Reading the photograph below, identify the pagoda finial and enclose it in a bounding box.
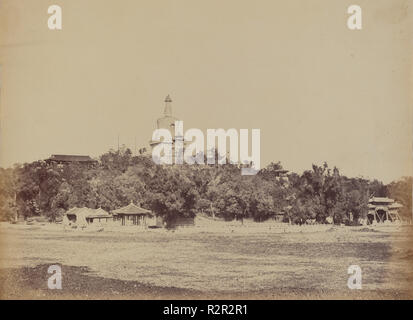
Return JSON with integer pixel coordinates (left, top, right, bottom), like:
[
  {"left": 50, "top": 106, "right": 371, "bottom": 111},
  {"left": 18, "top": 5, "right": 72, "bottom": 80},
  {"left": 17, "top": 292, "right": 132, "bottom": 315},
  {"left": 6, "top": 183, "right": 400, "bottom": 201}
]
[
  {"left": 164, "top": 94, "right": 172, "bottom": 116},
  {"left": 165, "top": 94, "right": 172, "bottom": 103}
]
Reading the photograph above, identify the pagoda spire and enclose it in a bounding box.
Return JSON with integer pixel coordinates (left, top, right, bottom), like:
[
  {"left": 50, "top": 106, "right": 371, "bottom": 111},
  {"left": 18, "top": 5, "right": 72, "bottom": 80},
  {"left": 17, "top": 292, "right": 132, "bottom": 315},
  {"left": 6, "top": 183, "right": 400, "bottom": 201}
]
[{"left": 164, "top": 95, "right": 172, "bottom": 116}]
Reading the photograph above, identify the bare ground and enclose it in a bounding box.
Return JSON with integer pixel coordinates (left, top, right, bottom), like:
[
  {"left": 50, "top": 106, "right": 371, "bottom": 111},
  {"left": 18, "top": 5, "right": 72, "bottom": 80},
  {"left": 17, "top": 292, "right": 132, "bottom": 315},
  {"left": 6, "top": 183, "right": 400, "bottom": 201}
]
[{"left": 0, "top": 223, "right": 412, "bottom": 299}]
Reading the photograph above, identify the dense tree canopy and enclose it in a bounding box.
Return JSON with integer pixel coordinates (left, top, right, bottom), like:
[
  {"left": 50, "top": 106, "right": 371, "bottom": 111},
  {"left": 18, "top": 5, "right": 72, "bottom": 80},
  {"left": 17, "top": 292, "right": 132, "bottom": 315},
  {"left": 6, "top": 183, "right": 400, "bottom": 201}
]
[{"left": 0, "top": 147, "right": 410, "bottom": 225}]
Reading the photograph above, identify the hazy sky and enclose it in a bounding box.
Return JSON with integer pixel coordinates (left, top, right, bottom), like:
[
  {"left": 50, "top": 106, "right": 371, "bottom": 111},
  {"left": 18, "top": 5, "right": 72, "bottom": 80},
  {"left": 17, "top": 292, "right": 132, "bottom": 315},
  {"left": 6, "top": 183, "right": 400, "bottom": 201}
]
[{"left": 0, "top": 0, "right": 412, "bottom": 183}]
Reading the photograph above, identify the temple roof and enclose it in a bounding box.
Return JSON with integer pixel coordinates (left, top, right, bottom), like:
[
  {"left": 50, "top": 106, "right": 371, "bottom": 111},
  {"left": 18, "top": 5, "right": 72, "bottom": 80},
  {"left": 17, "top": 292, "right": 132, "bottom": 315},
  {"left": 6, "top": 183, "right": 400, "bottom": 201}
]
[
  {"left": 48, "top": 154, "right": 96, "bottom": 162},
  {"left": 389, "top": 202, "right": 403, "bottom": 209},
  {"left": 369, "top": 197, "right": 395, "bottom": 204}
]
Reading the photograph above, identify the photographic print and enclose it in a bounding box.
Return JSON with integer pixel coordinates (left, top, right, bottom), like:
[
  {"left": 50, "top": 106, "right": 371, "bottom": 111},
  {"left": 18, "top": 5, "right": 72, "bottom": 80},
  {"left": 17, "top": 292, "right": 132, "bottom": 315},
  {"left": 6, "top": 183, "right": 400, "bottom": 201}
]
[{"left": 0, "top": 0, "right": 412, "bottom": 302}]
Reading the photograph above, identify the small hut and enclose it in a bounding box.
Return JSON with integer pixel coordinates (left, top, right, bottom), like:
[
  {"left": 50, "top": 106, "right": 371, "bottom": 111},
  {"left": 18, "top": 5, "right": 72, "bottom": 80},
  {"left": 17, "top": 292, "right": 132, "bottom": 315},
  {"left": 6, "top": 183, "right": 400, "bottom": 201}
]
[
  {"left": 64, "top": 207, "right": 89, "bottom": 228},
  {"left": 64, "top": 207, "right": 112, "bottom": 227},
  {"left": 85, "top": 207, "right": 112, "bottom": 224},
  {"left": 65, "top": 207, "right": 81, "bottom": 223},
  {"left": 112, "top": 202, "right": 155, "bottom": 226}
]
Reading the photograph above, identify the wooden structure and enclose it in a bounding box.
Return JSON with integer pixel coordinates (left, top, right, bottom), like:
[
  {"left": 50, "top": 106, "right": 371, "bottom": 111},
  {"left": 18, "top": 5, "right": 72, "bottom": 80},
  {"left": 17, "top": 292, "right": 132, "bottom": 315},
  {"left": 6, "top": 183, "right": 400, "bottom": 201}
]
[
  {"left": 46, "top": 154, "right": 97, "bottom": 165},
  {"left": 64, "top": 207, "right": 112, "bottom": 226},
  {"left": 367, "top": 197, "right": 402, "bottom": 224},
  {"left": 85, "top": 207, "right": 112, "bottom": 224},
  {"left": 112, "top": 202, "right": 155, "bottom": 226},
  {"left": 65, "top": 207, "right": 81, "bottom": 223}
]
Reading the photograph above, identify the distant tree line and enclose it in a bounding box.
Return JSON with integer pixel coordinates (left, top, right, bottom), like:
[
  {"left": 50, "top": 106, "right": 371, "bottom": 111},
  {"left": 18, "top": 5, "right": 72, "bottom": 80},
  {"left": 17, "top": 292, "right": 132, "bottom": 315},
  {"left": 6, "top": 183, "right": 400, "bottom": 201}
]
[{"left": 0, "top": 147, "right": 411, "bottom": 224}]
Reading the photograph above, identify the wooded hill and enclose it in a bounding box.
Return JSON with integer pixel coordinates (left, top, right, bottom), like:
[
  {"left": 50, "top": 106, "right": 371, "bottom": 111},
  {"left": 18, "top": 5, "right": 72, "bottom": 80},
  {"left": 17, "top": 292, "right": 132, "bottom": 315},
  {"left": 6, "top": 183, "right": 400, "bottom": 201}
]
[{"left": 0, "top": 147, "right": 411, "bottom": 225}]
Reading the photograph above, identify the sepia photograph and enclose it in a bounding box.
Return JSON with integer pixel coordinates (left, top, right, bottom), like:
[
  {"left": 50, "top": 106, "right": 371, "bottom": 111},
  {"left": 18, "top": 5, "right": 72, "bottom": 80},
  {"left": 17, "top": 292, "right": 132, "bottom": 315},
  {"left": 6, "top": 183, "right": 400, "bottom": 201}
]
[{"left": 0, "top": 0, "right": 412, "bottom": 305}]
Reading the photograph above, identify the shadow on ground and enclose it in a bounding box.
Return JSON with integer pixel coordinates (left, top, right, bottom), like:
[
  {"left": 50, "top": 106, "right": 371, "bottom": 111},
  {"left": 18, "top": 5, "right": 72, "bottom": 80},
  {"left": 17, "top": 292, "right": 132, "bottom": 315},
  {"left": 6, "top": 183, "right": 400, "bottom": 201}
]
[{"left": 0, "top": 264, "right": 410, "bottom": 299}]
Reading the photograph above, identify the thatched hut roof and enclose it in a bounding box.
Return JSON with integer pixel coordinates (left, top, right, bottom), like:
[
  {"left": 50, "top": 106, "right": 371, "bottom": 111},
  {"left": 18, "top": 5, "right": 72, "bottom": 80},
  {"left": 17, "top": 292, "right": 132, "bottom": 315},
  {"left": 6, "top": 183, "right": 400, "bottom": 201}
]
[
  {"left": 86, "top": 207, "right": 112, "bottom": 219},
  {"left": 65, "top": 207, "right": 111, "bottom": 219},
  {"left": 112, "top": 202, "right": 153, "bottom": 216},
  {"left": 66, "top": 207, "right": 81, "bottom": 216}
]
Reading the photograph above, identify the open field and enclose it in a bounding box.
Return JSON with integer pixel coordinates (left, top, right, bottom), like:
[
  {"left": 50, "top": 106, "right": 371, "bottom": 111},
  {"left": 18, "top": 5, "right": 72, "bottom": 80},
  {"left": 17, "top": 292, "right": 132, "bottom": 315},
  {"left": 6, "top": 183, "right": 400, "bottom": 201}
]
[{"left": 0, "top": 222, "right": 412, "bottom": 299}]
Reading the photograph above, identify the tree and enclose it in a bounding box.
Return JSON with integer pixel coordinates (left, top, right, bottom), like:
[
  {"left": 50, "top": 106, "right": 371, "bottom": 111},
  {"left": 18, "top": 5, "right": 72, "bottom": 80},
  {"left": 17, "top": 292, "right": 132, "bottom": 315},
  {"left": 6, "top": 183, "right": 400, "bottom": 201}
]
[
  {"left": 387, "top": 177, "right": 412, "bottom": 221},
  {"left": 1, "top": 145, "right": 403, "bottom": 227},
  {"left": 0, "top": 168, "right": 17, "bottom": 221}
]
